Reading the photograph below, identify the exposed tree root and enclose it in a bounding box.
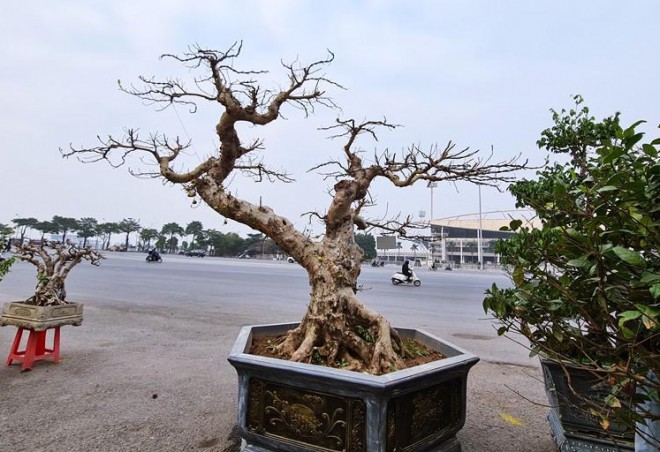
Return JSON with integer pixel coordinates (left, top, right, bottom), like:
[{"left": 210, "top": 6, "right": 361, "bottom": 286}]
[{"left": 275, "top": 290, "right": 406, "bottom": 375}]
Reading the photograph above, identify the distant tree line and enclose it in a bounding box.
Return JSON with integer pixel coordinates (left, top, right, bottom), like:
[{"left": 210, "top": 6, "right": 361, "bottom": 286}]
[{"left": 3, "top": 217, "right": 377, "bottom": 259}]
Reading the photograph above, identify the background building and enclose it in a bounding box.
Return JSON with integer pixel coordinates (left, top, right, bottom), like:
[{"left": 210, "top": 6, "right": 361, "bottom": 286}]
[{"left": 376, "top": 211, "right": 541, "bottom": 269}]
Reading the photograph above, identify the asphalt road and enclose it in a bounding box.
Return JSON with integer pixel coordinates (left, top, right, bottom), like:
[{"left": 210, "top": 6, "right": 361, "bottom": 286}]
[{"left": 0, "top": 252, "right": 556, "bottom": 451}]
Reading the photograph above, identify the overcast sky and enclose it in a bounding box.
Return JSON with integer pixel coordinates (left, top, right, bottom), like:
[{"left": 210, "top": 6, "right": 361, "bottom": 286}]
[{"left": 1, "top": 1, "right": 658, "bottom": 237}]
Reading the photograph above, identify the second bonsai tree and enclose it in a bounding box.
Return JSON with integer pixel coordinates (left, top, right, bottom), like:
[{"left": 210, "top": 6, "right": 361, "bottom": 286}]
[{"left": 14, "top": 240, "right": 103, "bottom": 306}]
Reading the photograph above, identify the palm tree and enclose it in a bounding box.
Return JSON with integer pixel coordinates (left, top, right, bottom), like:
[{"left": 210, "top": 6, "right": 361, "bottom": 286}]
[
  {"left": 139, "top": 228, "right": 159, "bottom": 250},
  {"left": 97, "top": 222, "right": 121, "bottom": 250},
  {"left": 33, "top": 221, "right": 58, "bottom": 242},
  {"left": 184, "top": 221, "right": 204, "bottom": 249},
  {"left": 161, "top": 222, "right": 184, "bottom": 253},
  {"left": 12, "top": 217, "right": 38, "bottom": 243},
  {"left": 411, "top": 243, "right": 419, "bottom": 261},
  {"left": 118, "top": 218, "right": 141, "bottom": 251},
  {"left": 76, "top": 217, "right": 98, "bottom": 247},
  {"left": 155, "top": 234, "right": 167, "bottom": 251},
  {"left": 52, "top": 216, "right": 79, "bottom": 243}
]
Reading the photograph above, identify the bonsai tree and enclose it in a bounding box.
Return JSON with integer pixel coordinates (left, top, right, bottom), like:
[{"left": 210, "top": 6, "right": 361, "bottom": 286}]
[
  {"left": 483, "top": 97, "right": 659, "bottom": 440},
  {"left": 63, "top": 42, "right": 526, "bottom": 374},
  {"left": 14, "top": 240, "right": 103, "bottom": 306}
]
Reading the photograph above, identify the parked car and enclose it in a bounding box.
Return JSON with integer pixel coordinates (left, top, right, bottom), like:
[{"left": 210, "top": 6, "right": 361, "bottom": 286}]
[{"left": 185, "top": 249, "right": 206, "bottom": 257}]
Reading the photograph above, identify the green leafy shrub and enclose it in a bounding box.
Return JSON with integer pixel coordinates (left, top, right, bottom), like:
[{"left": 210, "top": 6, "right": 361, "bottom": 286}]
[
  {"left": 483, "top": 96, "right": 659, "bottom": 432},
  {"left": 0, "top": 227, "right": 15, "bottom": 283}
]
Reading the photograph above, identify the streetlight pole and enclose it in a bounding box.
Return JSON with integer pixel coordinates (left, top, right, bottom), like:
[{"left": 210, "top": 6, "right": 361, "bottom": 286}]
[
  {"left": 478, "top": 185, "right": 483, "bottom": 269},
  {"left": 428, "top": 181, "right": 437, "bottom": 223},
  {"left": 427, "top": 181, "right": 437, "bottom": 267}
]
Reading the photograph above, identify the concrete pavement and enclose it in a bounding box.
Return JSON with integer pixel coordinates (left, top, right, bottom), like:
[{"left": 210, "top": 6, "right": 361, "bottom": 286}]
[{"left": 0, "top": 254, "right": 557, "bottom": 451}]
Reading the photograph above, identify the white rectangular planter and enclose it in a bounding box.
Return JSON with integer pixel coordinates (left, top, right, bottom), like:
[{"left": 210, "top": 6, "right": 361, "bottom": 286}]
[{"left": 0, "top": 302, "right": 84, "bottom": 331}]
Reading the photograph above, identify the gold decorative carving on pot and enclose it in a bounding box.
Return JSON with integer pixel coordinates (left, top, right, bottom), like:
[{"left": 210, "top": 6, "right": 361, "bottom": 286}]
[
  {"left": 386, "top": 406, "right": 397, "bottom": 452},
  {"left": 386, "top": 378, "right": 462, "bottom": 451},
  {"left": 349, "top": 400, "right": 366, "bottom": 452},
  {"left": 246, "top": 378, "right": 365, "bottom": 451},
  {"left": 411, "top": 386, "right": 445, "bottom": 442},
  {"left": 247, "top": 378, "right": 265, "bottom": 433}
]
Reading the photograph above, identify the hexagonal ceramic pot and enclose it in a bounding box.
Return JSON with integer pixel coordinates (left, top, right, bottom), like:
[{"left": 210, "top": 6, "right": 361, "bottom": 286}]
[{"left": 228, "top": 323, "right": 479, "bottom": 452}]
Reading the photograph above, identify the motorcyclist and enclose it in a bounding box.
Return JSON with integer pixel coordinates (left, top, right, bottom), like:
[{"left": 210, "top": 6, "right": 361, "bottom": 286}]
[
  {"left": 148, "top": 248, "right": 161, "bottom": 261},
  {"left": 402, "top": 259, "right": 413, "bottom": 281}
]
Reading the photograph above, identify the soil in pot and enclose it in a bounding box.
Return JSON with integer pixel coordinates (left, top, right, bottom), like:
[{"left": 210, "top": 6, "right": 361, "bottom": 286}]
[{"left": 250, "top": 334, "right": 445, "bottom": 373}]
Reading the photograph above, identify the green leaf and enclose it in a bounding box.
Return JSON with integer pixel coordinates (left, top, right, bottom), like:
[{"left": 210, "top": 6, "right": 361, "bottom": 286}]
[
  {"left": 509, "top": 219, "right": 523, "bottom": 231},
  {"left": 620, "top": 325, "right": 635, "bottom": 339},
  {"left": 601, "top": 146, "right": 625, "bottom": 164},
  {"left": 567, "top": 257, "right": 591, "bottom": 268},
  {"left": 628, "top": 119, "right": 646, "bottom": 130},
  {"left": 552, "top": 327, "right": 564, "bottom": 341},
  {"left": 642, "top": 144, "right": 658, "bottom": 157},
  {"left": 605, "top": 395, "right": 622, "bottom": 408},
  {"left": 618, "top": 310, "right": 642, "bottom": 323},
  {"left": 512, "top": 266, "right": 525, "bottom": 286},
  {"left": 651, "top": 284, "right": 660, "bottom": 299},
  {"left": 640, "top": 272, "right": 660, "bottom": 285},
  {"left": 597, "top": 185, "right": 618, "bottom": 193},
  {"left": 612, "top": 246, "right": 646, "bottom": 267},
  {"left": 636, "top": 304, "right": 660, "bottom": 330},
  {"left": 642, "top": 315, "right": 657, "bottom": 330},
  {"left": 623, "top": 130, "right": 644, "bottom": 147}
]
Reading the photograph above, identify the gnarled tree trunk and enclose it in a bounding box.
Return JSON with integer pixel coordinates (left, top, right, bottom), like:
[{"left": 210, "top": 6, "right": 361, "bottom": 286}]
[{"left": 281, "top": 234, "right": 404, "bottom": 375}]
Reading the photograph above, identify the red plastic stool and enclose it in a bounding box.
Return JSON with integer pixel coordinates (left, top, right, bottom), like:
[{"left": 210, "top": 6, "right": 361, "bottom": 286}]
[{"left": 6, "top": 326, "right": 61, "bottom": 371}]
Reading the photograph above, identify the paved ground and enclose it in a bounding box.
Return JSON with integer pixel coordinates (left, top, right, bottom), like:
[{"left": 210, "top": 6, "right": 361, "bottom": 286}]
[{"left": 0, "top": 253, "right": 557, "bottom": 451}]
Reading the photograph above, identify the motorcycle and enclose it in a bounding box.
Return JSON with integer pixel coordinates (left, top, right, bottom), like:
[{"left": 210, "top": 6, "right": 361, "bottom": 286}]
[
  {"left": 146, "top": 251, "right": 162, "bottom": 263},
  {"left": 391, "top": 271, "right": 421, "bottom": 287}
]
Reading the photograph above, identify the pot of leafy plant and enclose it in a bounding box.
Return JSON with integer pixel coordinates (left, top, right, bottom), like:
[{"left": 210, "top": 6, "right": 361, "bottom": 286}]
[
  {"left": 63, "top": 42, "right": 527, "bottom": 451},
  {"left": 483, "top": 96, "right": 659, "bottom": 451},
  {"left": 1, "top": 240, "right": 103, "bottom": 371}
]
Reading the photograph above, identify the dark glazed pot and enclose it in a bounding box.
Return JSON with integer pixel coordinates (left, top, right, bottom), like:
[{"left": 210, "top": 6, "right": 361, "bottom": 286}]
[
  {"left": 541, "top": 358, "right": 635, "bottom": 451},
  {"left": 229, "top": 323, "right": 479, "bottom": 452}
]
